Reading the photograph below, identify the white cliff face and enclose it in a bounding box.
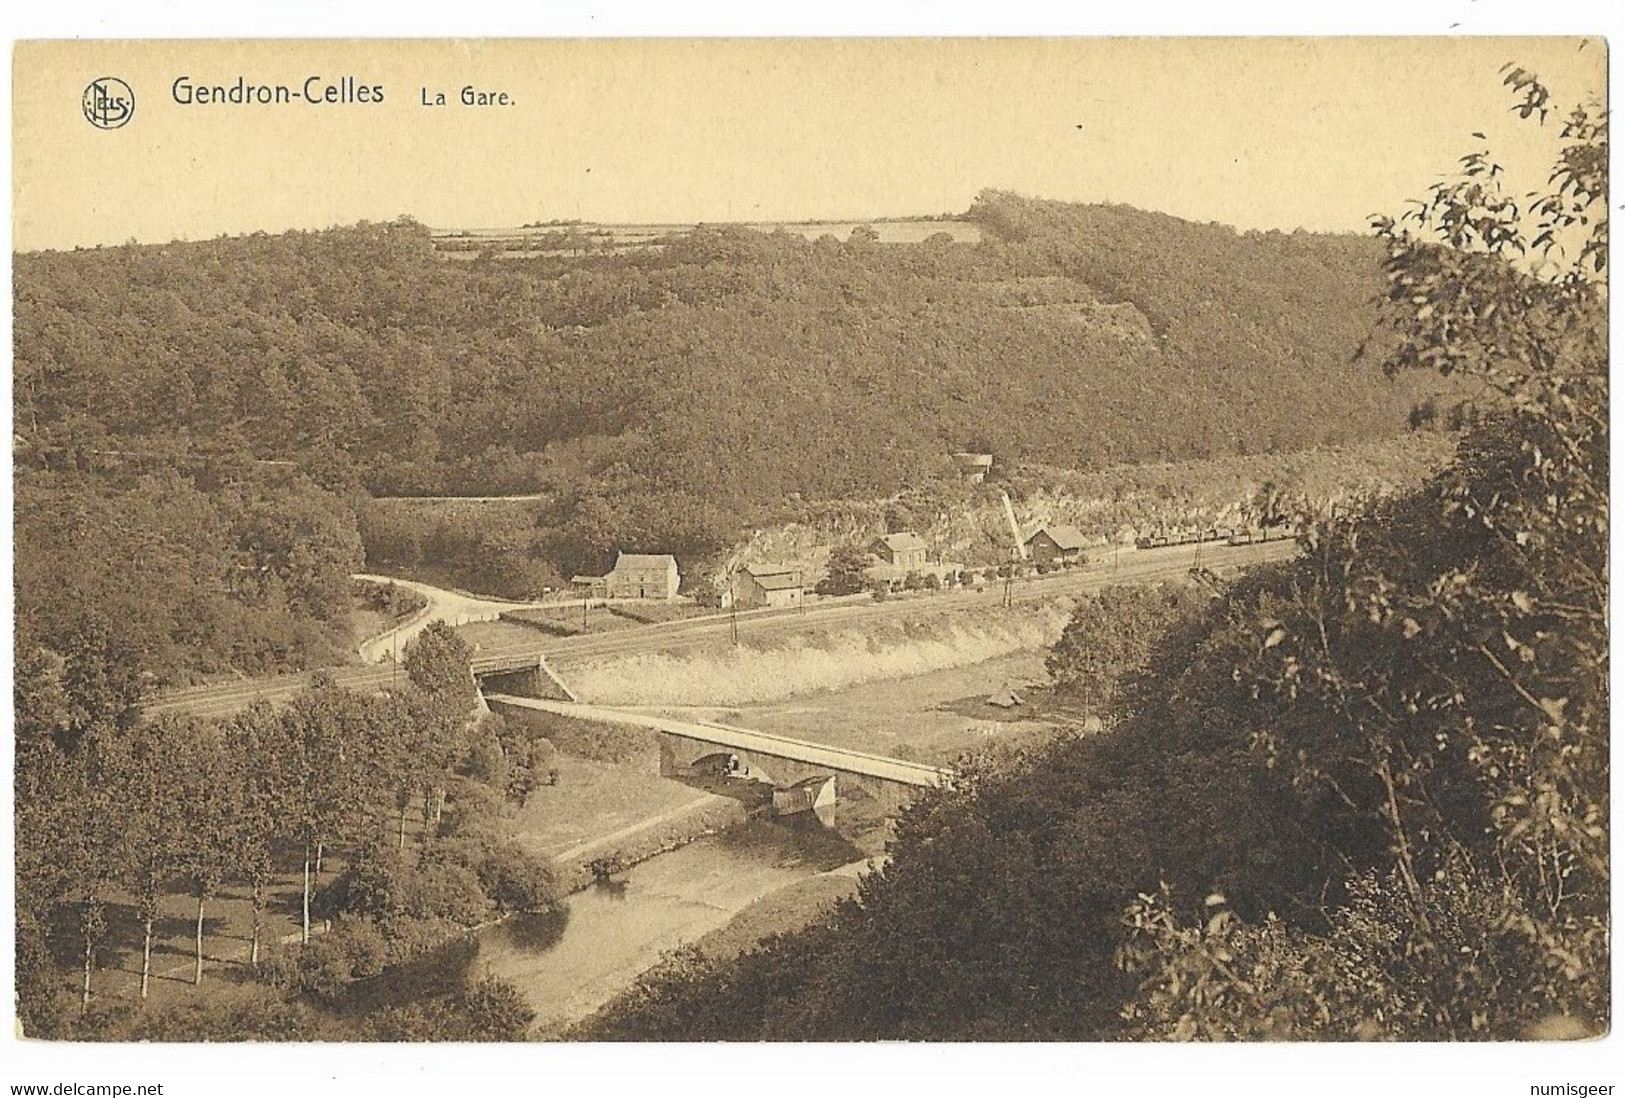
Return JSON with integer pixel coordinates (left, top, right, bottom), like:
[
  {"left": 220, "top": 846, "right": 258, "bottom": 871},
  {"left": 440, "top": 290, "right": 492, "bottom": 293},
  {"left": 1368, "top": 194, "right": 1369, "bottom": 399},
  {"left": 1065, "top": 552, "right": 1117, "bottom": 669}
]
[{"left": 716, "top": 435, "right": 1455, "bottom": 589}]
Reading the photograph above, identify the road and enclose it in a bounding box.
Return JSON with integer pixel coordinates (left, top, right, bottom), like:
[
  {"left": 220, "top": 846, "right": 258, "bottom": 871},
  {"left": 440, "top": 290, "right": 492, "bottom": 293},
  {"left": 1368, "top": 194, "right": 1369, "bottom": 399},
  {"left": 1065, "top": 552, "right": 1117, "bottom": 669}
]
[
  {"left": 352, "top": 573, "right": 551, "bottom": 664},
  {"left": 486, "top": 695, "right": 949, "bottom": 787},
  {"left": 147, "top": 539, "right": 1297, "bottom": 720}
]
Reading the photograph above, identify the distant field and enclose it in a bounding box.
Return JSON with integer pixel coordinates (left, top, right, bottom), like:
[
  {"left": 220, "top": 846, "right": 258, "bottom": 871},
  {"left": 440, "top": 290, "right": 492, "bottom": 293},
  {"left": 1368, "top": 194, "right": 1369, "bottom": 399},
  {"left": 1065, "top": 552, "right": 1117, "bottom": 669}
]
[
  {"left": 431, "top": 218, "right": 982, "bottom": 259},
  {"left": 728, "top": 649, "right": 1060, "bottom": 767}
]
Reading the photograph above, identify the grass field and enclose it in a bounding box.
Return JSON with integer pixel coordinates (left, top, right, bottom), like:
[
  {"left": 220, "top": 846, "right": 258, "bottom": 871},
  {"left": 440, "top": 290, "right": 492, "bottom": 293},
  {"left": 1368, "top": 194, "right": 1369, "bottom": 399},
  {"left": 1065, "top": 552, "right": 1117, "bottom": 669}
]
[
  {"left": 505, "top": 748, "right": 713, "bottom": 858},
  {"left": 725, "top": 649, "right": 1061, "bottom": 766}
]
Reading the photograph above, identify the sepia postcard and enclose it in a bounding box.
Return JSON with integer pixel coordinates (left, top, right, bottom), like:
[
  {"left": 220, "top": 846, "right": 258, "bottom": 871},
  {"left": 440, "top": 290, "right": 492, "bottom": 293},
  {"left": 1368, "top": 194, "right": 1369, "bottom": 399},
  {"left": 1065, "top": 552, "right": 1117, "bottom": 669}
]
[{"left": 6, "top": 26, "right": 1616, "bottom": 1098}]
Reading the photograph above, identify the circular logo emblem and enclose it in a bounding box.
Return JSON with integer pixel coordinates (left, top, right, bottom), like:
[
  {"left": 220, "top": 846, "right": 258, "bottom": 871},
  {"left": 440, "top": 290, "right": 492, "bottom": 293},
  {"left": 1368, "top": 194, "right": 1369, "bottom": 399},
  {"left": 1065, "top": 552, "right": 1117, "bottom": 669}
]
[{"left": 83, "top": 77, "right": 134, "bottom": 129}]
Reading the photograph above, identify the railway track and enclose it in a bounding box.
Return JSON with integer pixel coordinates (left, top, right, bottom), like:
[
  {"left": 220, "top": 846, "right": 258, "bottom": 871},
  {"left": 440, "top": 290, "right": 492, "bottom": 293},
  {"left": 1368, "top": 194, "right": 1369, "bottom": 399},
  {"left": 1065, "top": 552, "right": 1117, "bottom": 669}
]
[{"left": 145, "top": 539, "right": 1298, "bottom": 720}]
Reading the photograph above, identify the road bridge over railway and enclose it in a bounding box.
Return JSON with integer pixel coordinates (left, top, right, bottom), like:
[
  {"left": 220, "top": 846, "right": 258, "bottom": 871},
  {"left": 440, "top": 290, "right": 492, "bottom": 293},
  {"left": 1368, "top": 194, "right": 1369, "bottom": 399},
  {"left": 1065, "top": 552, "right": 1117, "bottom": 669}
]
[
  {"left": 483, "top": 695, "right": 948, "bottom": 822},
  {"left": 470, "top": 653, "right": 578, "bottom": 702}
]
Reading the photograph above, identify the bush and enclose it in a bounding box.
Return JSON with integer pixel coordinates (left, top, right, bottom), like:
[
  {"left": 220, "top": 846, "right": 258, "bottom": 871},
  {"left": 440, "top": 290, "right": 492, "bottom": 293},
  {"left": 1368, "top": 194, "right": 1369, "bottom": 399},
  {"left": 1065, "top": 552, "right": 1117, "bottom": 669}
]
[
  {"left": 316, "top": 844, "right": 411, "bottom": 923},
  {"left": 353, "top": 579, "right": 428, "bottom": 621},
  {"left": 366, "top": 974, "right": 535, "bottom": 1041},
  {"left": 518, "top": 711, "right": 653, "bottom": 763},
  {"left": 474, "top": 841, "right": 565, "bottom": 913},
  {"left": 261, "top": 918, "right": 393, "bottom": 1003},
  {"left": 439, "top": 776, "right": 511, "bottom": 836},
  {"left": 128, "top": 988, "right": 321, "bottom": 1041},
  {"left": 405, "top": 860, "right": 496, "bottom": 926},
  {"left": 459, "top": 722, "right": 512, "bottom": 792},
  {"left": 319, "top": 843, "right": 496, "bottom": 928}
]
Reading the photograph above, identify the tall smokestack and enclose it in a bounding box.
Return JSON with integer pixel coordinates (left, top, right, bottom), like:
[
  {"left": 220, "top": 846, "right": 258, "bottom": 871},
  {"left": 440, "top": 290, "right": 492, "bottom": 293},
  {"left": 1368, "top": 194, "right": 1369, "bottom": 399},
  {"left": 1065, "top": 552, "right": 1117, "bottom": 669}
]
[{"left": 1000, "top": 491, "right": 1028, "bottom": 559}]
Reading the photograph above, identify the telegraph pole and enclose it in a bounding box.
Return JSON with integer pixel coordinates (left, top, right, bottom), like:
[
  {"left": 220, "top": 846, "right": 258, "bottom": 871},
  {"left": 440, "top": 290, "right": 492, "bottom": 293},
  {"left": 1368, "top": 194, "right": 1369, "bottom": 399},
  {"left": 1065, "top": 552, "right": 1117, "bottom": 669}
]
[{"left": 730, "top": 572, "right": 739, "bottom": 645}]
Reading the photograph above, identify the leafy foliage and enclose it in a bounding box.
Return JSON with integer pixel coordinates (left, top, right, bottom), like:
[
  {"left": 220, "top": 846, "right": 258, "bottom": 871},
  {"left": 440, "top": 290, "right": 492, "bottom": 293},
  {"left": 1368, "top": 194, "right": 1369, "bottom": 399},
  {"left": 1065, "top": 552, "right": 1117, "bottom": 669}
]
[
  {"left": 13, "top": 654, "right": 564, "bottom": 1034},
  {"left": 17, "top": 199, "right": 1447, "bottom": 616},
  {"left": 580, "top": 70, "right": 1608, "bottom": 1042}
]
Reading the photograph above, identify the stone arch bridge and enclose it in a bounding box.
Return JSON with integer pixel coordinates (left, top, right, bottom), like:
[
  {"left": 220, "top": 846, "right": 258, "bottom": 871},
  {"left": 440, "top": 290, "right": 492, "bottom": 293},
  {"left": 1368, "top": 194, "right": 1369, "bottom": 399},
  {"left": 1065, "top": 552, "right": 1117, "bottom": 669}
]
[{"left": 481, "top": 693, "right": 948, "bottom": 823}]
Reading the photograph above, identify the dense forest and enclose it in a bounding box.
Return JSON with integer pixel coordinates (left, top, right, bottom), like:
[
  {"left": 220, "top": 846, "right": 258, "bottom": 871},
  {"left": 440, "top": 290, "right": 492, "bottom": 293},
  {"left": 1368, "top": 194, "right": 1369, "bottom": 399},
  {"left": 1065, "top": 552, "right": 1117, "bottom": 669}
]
[
  {"left": 15, "top": 192, "right": 1429, "bottom": 499},
  {"left": 14, "top": 192, "right": 1443, "bottom": 683},
  {"left": 575, "top": 73, "right": 1610, "bottom": 1041}
]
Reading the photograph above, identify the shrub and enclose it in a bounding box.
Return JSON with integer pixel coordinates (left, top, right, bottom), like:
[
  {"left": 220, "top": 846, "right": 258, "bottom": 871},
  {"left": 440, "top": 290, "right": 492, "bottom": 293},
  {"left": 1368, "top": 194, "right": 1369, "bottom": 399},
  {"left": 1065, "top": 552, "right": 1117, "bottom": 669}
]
[
  {"left": 316, "top": 843, "right": 411, "bottom": 923},
  {"left": 261, "top": 918, "right": 393, "bottom": 1003},
  {"left": 528, "top": 712, "right": 653, "bottom": 763},
  {"left": 459, "top": 722, "right": 512, "bottom": 792},
  {"left": 474, "top": 842, "right": 565, "bottom": 913},
  {"left": 439, "top": 776, "right": 510, "bottom": 836},
  {"left": 366, "top": 974, "right": 535, "bottom": 1041},
  {"left": 319, "top": 843, "right": 496, "bottom": 928}
]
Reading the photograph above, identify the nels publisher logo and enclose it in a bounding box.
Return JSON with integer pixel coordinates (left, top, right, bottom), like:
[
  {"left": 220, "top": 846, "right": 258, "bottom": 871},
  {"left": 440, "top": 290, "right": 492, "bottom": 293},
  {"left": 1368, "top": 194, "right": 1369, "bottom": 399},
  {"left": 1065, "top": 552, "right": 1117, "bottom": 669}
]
[{"left": 83, "top": 77, "right": 134, "bottom": 129}]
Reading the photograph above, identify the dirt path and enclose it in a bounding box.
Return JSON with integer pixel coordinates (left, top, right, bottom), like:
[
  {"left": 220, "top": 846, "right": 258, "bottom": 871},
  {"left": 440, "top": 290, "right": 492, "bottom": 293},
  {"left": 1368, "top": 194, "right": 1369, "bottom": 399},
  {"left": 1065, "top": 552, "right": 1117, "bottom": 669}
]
[
  {"left": 547, "top": 791, "right": 727, "bottom": 864},
  {"left": 352, "top": 573, "right": 550, "bottom": 663}
]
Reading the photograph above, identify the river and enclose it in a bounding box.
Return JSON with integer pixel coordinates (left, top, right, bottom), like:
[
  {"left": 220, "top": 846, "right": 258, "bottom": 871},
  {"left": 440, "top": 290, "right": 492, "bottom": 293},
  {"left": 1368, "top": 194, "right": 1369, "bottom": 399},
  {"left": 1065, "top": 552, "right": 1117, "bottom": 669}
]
[{"left": 475, "top": 824, "right": 854, "bottom": 1036}]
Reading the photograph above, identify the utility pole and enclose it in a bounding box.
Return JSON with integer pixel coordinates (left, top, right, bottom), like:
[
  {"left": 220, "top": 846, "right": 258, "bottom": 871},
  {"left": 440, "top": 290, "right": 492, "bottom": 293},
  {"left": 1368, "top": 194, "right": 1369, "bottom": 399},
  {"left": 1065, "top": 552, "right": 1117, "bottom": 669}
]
[
  {"left": 582, "top": 589, "right": 589, "bottom": 633},
  {"left": 730, "top": 572, "right": 739, "bottom": 645}
]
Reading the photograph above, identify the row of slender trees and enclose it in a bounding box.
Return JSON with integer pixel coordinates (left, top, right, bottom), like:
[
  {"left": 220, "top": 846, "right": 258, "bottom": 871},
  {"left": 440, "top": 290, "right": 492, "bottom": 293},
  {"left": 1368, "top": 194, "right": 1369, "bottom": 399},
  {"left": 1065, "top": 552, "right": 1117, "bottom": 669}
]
[{"left": 14, "top": 623, "right": 497, "bottom": 1026}]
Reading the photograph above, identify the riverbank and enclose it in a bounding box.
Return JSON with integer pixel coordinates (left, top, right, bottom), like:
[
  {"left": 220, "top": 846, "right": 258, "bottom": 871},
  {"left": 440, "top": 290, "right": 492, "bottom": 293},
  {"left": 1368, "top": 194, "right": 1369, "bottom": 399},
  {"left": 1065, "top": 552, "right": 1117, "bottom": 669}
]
[{"left": 478, "top": 821, "right": 865, "bottom": 1036}]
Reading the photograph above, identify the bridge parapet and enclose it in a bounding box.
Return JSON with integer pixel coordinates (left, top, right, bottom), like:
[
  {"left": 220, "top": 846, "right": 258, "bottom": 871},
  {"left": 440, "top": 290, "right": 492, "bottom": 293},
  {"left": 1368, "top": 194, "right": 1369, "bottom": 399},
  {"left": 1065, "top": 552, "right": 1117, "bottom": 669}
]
[
  {"left": 484, "top": 695, "right": 946, "bottom": 818},
  {"left": 656, "top": 728, "right": 928, "bottom": 816},
  {"left": 471, "top": 654, "right": 577, "bottom": 702}
]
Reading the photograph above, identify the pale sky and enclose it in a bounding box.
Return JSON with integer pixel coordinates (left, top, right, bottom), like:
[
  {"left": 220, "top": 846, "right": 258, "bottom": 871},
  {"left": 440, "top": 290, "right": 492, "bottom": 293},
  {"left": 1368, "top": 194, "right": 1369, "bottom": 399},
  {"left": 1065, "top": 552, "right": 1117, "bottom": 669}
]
[{"left": 10, "top": 37, "right": 1607, "bottom": 250}]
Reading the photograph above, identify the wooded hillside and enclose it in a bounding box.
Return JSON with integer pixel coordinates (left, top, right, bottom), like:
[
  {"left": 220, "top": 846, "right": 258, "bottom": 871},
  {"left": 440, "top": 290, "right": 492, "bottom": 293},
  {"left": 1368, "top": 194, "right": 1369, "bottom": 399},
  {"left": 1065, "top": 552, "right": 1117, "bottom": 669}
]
[
  {"left": 16, "top": 194, "right": 1435, "bottom": 506},
  {"left": 14, "top": 195, "right": 1444, "bottom": 680}
]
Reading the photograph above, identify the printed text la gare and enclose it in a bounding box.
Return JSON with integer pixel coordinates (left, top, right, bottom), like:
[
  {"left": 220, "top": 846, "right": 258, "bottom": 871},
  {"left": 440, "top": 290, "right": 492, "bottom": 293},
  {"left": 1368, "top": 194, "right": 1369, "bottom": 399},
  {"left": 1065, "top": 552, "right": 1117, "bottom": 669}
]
[{"left": 421, "top": 85, "right": 513, "bottom": 107}]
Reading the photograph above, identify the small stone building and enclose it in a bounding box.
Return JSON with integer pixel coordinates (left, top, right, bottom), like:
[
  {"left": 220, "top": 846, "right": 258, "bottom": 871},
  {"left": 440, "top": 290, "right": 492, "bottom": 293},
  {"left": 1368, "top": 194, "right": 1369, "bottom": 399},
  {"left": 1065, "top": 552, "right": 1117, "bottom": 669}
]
[
  {"left": 869, "top": 532, "right": 930, "bottom": 572},
  {"left": 575, "top": 552, "right": 681, "bottom": 600},
  {"left": 1024, "top": 525, "right": 1088, "bottom": 566},
  {"left": 734, "top": 564, "right": 806, "bottom": 610}
]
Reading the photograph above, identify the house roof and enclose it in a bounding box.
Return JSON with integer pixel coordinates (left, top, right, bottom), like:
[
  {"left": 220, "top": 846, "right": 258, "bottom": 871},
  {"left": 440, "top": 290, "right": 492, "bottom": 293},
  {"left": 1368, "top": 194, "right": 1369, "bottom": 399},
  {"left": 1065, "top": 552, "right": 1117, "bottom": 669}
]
[
  {"left": 873, "top": 532, "right": 929, "bottom": 553},
  {"left": 570, "top": 574, "right": 604, "bottom": 585},
  {"left": 745, "top": 564, "right": 802, "bottom": 589},
  {"left": 613, "top": 553, "right": 677, "bottom": 571},
  {"left": 1026, "top": 524, "right": 1088, "bottom": 550}
]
